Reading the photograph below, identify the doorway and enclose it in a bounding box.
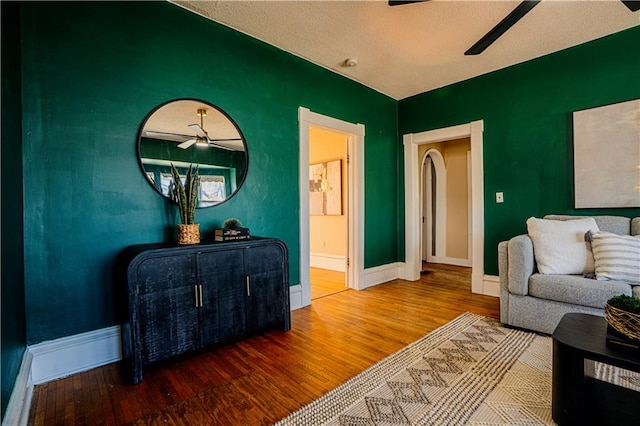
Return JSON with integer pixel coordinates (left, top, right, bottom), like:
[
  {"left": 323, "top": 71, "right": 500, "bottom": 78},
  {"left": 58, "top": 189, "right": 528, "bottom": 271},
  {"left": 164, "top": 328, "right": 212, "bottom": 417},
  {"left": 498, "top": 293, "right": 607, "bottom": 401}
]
[
  {"left": 403, "top": 120, "right": 486, "bottom": 294},
  {"left": 420, "top": 140, "right": 472, "bottom": 268},
  {"left": 421, "top": 148, "right": 447, "bottom": 264},
  {"left": 309, "top": 127, "right": 348, "bottom": 300},
  {"left": 297, "top": 108, "right": 365, "bottom": 309}
]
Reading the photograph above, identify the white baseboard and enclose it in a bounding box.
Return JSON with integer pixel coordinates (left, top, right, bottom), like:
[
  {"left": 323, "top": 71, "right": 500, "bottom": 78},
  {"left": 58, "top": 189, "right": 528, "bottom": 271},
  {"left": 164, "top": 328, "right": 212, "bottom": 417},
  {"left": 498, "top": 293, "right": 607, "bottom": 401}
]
[
  {"left": 362, "top": 262, "right": 403, "bottom": 290},
  {"left": 29, "top": 325, "right": 122, "bottom": 385},
  {"left": 483, "top": 275, "right": 500, "bottom": 298},
  {"left": 2, "top": 349, "right": 33, "bottom": 426},
  {"left": 289, "top": 284, "right": 304, "bottom": 310},
  {"left": 310, "top": 253, "right": 345, "bottom": 272},
  {"left": 426, "top": 256, "right": 472, "bottom": 268}
]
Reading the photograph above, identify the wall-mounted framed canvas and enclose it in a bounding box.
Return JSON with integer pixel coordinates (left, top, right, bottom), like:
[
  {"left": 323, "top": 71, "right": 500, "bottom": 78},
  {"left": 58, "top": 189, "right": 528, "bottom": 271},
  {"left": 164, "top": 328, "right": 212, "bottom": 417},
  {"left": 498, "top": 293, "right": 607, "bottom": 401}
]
[
  {"left": 309, "top": 159, "right": 342, "bottom": 215},
  {"left": 573, "top": 99, "right": 640, "bottom": 208}
]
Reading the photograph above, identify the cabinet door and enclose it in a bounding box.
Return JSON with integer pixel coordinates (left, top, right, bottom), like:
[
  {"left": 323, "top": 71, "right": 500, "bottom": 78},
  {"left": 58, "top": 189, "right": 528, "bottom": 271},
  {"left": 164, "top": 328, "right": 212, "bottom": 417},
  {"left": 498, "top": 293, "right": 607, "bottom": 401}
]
[
  {"left": 136, "top": 254, "right": 199, "bottom": 364},
  {"left": 197, "top": 249, "right": 245, "bottom": 344},
  {"left": 244, "top": 244, "right": 287, "bottom": 334}
]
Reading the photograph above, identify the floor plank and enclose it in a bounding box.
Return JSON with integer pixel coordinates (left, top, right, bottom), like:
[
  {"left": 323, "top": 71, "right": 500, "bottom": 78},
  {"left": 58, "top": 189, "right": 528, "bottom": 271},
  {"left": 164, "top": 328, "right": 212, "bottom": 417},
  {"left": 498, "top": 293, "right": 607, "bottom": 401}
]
[
  {"left": 310, "top": 267, "right": 346, "bottom": 300},
  {"left": 28, "top": 263, "right": 499, "bottom": 425}
]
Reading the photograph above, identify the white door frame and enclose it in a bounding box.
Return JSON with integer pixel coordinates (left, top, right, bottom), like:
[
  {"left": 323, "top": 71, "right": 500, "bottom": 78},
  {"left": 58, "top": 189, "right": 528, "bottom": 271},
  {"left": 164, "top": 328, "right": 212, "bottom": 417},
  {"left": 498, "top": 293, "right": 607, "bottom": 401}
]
[
  {"left": 299, "top": 107, "right": 365, "bottom": 307},
  {"left": 403, "top": 120, "right": 485, "bottom": 294}
]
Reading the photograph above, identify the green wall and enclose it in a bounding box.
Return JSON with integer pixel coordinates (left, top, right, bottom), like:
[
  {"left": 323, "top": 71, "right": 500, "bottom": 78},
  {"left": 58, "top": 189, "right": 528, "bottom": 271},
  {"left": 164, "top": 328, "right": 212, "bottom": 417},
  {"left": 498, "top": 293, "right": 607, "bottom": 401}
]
[
  {"left": 399, "top": 26, "right": 640, "bottom": 276},
  {"left": 19, "top": 2, "right": 398, "bottom": 345},
  {"left": 12, "top": 0, "right": 640, "bottom": 354},
  {"left": 1, "top": 2, "right": 27, "bottom": 417}
]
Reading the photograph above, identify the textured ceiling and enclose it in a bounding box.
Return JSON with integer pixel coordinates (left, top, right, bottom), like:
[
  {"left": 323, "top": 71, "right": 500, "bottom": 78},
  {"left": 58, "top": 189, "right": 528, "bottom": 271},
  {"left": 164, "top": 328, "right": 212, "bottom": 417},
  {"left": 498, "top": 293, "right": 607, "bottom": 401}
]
[{"left": 171, "top": 0, "right": 640, "bottom": 100}]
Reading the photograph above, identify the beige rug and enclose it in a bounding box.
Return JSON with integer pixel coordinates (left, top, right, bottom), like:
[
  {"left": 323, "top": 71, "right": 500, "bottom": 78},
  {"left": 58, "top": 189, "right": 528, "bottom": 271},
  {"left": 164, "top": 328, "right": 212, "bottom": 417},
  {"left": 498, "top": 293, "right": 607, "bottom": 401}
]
[{"left": 275, "top": 312, "right": 640, "bottom": 426}]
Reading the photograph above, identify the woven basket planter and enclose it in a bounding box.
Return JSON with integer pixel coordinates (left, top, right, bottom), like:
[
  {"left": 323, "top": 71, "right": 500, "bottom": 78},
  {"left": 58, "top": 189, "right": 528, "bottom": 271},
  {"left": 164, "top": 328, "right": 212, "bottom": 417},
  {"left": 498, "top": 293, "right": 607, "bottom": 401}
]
[
  {"left": 605, "top": 303, "right": 640, "bottom": 341},
  {"left": 177, "top": 224, "right": 200, "bottom": 245}
]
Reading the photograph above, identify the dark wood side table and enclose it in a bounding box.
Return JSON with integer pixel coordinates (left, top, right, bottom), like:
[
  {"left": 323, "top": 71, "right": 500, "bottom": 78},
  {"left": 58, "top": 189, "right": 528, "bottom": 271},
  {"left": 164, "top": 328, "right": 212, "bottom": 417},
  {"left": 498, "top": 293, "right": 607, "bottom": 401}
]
[{"left": 552, "top": 313, "right": 640, "bottom": 426}]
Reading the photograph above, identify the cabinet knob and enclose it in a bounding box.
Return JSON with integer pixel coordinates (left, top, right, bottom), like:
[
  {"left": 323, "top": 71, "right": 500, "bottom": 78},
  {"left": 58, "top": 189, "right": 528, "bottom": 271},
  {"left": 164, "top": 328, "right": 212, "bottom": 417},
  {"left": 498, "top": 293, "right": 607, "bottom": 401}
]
[{"left": 246, "top": 276, "right": 251, "bottom": 297}]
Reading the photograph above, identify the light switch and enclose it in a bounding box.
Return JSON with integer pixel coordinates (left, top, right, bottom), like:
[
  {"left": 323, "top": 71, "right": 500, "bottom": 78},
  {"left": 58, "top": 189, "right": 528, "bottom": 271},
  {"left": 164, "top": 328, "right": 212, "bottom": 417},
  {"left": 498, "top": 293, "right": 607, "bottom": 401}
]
[{"left": 496, "top": 192, "right": 504, "bottom": 203}]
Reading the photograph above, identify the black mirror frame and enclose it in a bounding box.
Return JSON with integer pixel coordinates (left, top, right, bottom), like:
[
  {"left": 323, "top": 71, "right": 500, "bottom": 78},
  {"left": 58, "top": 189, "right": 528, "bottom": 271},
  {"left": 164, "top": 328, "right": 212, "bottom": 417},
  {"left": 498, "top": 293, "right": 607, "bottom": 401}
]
[{"left": 136, "top": 98, "right": 249, "bottom": 208}]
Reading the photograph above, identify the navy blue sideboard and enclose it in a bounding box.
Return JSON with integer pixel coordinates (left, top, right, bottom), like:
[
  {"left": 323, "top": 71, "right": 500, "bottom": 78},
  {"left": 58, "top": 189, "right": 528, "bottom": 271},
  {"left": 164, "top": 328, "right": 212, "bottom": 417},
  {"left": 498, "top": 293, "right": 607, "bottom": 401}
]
[{"left": 116, "top": 237, "right": 290, "bottom": 384}]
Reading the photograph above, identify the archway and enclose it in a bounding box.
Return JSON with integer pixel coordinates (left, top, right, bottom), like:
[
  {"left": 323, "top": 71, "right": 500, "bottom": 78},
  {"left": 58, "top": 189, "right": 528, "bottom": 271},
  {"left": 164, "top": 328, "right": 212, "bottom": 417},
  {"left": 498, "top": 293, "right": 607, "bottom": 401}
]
[
  {"left": 421, "top": 148, "right": 447, "bottom": 263},
  {"left": 403, "top": 120, "right": 486, "bottom": 294}
]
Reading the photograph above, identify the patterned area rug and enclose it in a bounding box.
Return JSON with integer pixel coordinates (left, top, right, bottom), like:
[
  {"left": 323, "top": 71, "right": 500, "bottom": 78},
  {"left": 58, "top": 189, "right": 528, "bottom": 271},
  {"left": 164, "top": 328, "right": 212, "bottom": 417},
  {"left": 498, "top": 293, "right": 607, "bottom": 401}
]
[{"left": 275, "top": 312, "right": 640, "bottom": 426}]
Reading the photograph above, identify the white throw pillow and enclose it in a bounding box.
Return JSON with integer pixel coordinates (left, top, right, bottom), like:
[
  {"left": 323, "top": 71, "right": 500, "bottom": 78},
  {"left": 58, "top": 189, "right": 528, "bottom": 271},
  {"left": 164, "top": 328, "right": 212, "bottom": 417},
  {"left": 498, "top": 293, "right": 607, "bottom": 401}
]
[
  {"left": 589, "top": 231, "right": 640, "bottom": 282},
  {"left": 526, "top": 217, "right": 599, "bottom": 275}
]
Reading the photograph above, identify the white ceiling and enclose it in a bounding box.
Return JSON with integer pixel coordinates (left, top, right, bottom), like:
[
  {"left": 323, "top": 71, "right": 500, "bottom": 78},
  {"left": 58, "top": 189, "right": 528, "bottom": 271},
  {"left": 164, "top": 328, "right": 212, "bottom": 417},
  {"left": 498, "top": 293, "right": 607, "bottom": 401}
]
[
  {"left": 143, "top": 99, "right": 245, "bottom": 151},
  {"left": 171, "top": 0, "right": 639, "bottom": 100}
]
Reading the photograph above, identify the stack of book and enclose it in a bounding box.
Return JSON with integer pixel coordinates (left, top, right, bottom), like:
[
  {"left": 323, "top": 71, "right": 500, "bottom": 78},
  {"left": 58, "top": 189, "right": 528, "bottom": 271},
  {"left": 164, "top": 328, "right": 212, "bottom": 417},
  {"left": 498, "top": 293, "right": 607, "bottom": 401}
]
[{"left": 214, "top": 227, "right": 250, "bottom": 242}]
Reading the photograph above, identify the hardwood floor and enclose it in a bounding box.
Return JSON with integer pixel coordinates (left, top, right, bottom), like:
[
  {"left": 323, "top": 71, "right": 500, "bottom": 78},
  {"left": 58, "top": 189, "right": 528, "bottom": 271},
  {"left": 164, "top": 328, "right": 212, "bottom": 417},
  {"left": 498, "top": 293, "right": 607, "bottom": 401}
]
[
  {"left": 28, "top": 264, "right": 499, "bottom": 425},
  {"left": 310, "top": 267, "right": 346, "bottom": 300}
]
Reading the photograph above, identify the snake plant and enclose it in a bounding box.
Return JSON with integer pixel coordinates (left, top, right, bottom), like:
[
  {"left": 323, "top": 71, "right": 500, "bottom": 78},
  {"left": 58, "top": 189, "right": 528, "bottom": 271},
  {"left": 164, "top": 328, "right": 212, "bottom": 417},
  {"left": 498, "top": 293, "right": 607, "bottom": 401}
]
[{"left": 169, "top": 163, "right": 200, "bottom": 224}]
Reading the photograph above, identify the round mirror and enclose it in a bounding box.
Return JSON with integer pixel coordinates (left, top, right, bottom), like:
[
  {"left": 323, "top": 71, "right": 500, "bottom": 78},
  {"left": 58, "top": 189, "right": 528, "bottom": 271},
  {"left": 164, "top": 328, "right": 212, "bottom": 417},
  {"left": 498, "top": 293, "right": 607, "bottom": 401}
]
[{"left": 137, "top": 99, "right": 248, "bottom": 208}]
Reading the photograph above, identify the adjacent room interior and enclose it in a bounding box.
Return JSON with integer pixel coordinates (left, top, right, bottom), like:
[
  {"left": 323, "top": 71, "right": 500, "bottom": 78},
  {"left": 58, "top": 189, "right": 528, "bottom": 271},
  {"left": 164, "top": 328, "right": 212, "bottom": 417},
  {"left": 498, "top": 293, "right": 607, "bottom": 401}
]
[{"left": 309, "top": 126, "right": 349, "bottom": 300}]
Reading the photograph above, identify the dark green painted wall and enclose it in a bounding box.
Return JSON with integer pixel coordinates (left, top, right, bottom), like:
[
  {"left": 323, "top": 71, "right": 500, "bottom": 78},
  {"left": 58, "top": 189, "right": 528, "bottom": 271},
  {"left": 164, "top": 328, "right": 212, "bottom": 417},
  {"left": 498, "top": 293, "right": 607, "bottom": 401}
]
[
  {"left": 10, "top": 0, "right": 639, "bottom": 357},
  {"left": 1, "top": 2, "right": 27, "bottom": 417},
  {"left": 399, "top": 27, "right": 640, "bottom": 276},
  {"left": 19, "top": 2, "right": 398, "bottom": 345}
]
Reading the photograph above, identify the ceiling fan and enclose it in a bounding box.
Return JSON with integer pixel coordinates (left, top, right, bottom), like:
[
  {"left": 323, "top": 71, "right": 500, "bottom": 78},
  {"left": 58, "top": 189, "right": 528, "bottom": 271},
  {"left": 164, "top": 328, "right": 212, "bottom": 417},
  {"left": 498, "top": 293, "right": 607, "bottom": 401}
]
[
  {"left": 145, "top": 108, "right": 241, "bottom": 150},
  {"left": 179, "top": 108, "right": 240, "bottom": 150},
  {"left": 389, "top": 0, "right": 639, "bottom": 55}
]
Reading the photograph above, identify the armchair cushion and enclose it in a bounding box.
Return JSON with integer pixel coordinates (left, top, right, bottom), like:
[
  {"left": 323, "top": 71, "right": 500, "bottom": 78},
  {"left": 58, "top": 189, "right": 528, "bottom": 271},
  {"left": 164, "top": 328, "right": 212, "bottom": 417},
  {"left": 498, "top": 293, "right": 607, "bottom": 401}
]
[
  {"left": 526, "top": 217, "right": 598, "bottom": 275},
  {"left": 529, "top": 274, "right": 632, "bottom": 309},
  {"left": 589, "top": 231, "right": 640, "bottom": 282}
]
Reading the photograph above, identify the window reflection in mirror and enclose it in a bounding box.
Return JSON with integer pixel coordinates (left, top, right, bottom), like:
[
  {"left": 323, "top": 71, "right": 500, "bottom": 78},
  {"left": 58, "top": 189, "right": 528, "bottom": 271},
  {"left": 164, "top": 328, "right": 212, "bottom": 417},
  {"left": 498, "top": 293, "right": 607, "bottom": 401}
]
[{"left": 137, "top": 99, "right": 248, "bottom": 208}]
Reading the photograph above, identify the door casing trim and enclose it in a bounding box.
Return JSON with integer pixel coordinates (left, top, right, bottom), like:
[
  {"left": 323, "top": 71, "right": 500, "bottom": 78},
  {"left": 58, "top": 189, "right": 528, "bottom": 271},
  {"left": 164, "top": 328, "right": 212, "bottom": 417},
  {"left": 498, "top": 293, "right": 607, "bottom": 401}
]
[
  {"left": 298, "top": 107, "right": 365, "bottom": 306},
  {"left": 403, "top": 120, "right": 485, "bottom": 293}
]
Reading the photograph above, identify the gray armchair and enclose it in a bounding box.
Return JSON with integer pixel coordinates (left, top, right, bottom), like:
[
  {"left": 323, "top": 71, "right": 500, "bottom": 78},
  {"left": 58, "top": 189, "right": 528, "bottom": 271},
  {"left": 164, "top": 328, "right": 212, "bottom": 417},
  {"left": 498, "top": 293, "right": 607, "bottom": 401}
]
[{"left": 498, "top": 215, "right": 640, "bottom": 334}]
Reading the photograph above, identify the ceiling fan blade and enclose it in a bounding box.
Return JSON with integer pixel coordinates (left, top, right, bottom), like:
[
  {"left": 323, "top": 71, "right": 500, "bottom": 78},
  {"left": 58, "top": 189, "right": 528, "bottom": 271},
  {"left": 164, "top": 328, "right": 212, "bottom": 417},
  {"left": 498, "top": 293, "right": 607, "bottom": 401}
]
[
  {"left": 465, "top": 0, "right": 541, "bottom": 56},
  {"left": 144, "top": 131, "right": 192, "bottom": 142},
  {"left": 177, "top": 139, "right": 197, "bottom": 149},
  {"left": 621, "top": 1, "right": 640, "bottom": 12},
  {"left": 205, "top": 137, "right": 243, "bottom": 151},
  {"left": 207, "top": 137, "right": 242, "bottom": 142},
  {"left": 207, "top": 141, "right": 235, "bottom": 151},
  {"left": 187, "top": 123, "right": 208, "bottom": 138},
  {"left": 388, "top": 0, "right": 427, "bottom": 5}
]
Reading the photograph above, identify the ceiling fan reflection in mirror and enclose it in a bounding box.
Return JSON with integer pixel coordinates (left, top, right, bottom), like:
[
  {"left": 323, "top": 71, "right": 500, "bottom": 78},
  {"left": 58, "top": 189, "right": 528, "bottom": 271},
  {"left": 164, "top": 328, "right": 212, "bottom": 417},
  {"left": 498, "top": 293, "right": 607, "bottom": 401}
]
[
  {"left": 145, "top": 108, "right": 242, "bottom": 151},
  {"left": 389, "top": 0, "right": 639, "bottom": 55}
]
